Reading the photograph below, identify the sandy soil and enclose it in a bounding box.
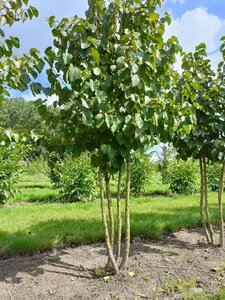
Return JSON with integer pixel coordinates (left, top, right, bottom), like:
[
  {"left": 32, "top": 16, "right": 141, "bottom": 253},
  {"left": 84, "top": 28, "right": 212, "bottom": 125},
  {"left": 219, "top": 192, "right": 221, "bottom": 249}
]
[{"left": 1, "top": 227, "right": 225, "bottom": 300}]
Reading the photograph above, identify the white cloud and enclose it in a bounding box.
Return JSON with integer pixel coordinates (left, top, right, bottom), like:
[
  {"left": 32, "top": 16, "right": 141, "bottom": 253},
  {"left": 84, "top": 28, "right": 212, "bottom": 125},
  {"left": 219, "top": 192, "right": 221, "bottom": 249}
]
[
  {"left": 165, "top": 7, "right": 225, "bottom": 70},
  {"left": 4, "top": 0, "right": 88, "bottom": 53},
  {"left": 165, "top": 7, "right": 225, "bottom": 53}
]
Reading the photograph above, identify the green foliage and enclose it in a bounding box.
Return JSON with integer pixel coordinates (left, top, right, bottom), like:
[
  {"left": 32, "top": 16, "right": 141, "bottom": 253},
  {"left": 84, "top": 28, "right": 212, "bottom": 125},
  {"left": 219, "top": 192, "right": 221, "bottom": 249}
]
[
  {"left": 54, "top": 153, "right": 97, "bottom": 202},
  {"left": 0, "top": 98, "right": 41, "bottom": 130},
  {"left": 130, "top": 152, "right": 154, "bottom": 196},
  {"left": 0, "top": 1, "right": 43, "bottom": 100},
  {"left": 164, "top": 159, "right": 198, "bottom": 195},
  {"left": 0, "top": 144, "right": 23, "bottom": 204},
  {"left": 35, "top": 0, "right": 180, "bottom": 168},
  {"left": 46, "top": 152, "right": 63, "bottom": 186},
  {"left": 207, "top": 162, "right": 221, "bottom": 192},
  {"left": 172, "top": 43, "right": 225, "bottom": 162},
  {"left": 157, "top": 145, "right": 176, "bottom": 183}
]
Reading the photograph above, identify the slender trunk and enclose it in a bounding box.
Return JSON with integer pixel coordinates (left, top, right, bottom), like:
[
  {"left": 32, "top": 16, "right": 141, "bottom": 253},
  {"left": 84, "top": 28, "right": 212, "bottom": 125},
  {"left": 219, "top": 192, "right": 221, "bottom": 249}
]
[
  {"left": 116, "top": 167, "right": 122, "bottom": 263},
  {"left": 199, "top": 156, "right": 211, "bottom": 244},
  {"left": 203, "top": 156, "right": 215, "bottom": 245},
  {"left": 98, "top": 165, "right": 119, "bottom": 275},
  {"left": 120, "top": 153, "right": 131, "bottom": 269},
  {"left": 218, "top": 161, "right": 225, "bottom": 247},
  {"left": 105, "top": 163, "right": 114, "bottom": 249}
]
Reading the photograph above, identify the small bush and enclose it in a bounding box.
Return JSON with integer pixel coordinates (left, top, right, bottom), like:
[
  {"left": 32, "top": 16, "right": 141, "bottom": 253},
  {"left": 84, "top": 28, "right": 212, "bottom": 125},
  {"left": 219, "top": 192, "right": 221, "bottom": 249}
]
[
  {"left": 164, "top": 159, "right": 198, "bottom": 195},
  {"left": 54, "top": 153, "right": 97, "bottom": 202},
  {"left": 46, "top": 152, "right": 64, "bottom": 186},
  {"left": 130, "top": 152, "right": 154, "bottom": 196},
  {"left": 0, "top": 144, "right": 22, "bottom": 204},
  {"left": 207, "top": 162, "right": 221, "bottom": 191}
]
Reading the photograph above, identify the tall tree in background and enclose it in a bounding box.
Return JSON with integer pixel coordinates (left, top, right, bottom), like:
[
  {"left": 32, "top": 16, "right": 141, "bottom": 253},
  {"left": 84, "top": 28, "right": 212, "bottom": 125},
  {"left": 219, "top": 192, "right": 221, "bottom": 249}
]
[
  {"left": 35, "top": 0, "right": 180, "bottom": 274},
  {"left": 0, "top": 98, "right": 41, "bottom": 130}
]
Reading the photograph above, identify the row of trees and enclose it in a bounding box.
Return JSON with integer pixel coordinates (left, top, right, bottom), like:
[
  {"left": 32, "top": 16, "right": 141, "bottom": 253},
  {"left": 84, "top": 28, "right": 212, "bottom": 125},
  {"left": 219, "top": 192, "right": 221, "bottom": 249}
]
[{"left": 1, "top": 0, "right": 225, "bottom": 274}]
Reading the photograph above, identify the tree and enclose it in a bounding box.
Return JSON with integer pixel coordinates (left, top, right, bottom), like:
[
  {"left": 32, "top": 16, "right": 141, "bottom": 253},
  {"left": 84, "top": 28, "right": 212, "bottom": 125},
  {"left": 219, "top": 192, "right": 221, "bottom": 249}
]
[
  {"left": 0, "top": 97, "right": 41, "bottom": 130},
  {"left": 0, "top": 0, "right": 45, "bottom": 148},
  {"left": 171, "top": 43, "right": 225, "bottom": 246},
  {"left": 0, "top": 1, "right": 41, "bottom": 102},
  {"left": 35, "top": 0, "right": 180, "bottom": 274}
]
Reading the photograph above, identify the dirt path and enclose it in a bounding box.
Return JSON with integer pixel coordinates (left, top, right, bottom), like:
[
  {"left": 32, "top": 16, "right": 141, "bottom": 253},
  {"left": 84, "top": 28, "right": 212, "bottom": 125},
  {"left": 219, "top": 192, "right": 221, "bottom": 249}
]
[{"left": 0, "top": 227, "right": 225, "bottom": 300}]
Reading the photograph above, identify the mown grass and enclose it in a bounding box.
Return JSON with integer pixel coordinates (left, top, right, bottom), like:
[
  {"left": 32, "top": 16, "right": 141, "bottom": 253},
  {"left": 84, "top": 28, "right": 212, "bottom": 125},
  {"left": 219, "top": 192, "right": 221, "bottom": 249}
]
[
  {"left": 13, "top": 173, "right": 59, "bottom": 203},
  {"left": 11, "top": 162, "right": 169, "bottom": 204},
  {"left": 0, "top": 192, "right": 221, "bottom": 257},
  {"left": 10, "top": 158, "right": 60, "bottom": 203}
]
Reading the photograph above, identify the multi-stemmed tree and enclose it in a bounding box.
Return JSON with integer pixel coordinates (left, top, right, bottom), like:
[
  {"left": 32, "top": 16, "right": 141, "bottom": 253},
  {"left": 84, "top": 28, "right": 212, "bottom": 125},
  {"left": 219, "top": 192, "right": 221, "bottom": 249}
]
[
  {"left": 35, "top": 0, "right": 180, "bottom": 273},
  {"left": 171, "top": 42, "right": 225, "bottom": 247}
]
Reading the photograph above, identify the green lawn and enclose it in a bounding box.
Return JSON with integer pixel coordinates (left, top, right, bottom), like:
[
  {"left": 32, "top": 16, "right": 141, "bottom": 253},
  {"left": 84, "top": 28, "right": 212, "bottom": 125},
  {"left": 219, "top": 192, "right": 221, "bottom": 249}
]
[
  {"left": 13, "top": 173, "right": 59, "bottom": 203},
  {"left": 10, "top": 158, "right": 60, "bottom": 204},
  {"left": 0, "top": 192, "right": 221, "bottom": 257},
  {"left": 1, "top": 160, "right": 220, "bottom": 259}
]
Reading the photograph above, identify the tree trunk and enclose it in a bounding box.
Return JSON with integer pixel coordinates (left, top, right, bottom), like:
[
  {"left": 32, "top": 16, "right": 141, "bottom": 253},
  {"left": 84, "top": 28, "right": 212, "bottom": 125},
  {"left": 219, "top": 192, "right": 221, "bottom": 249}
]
[
  {"left": 98, "top": 165, "right": 119, "bottom": 275},
  {"left": 105, "top": 163, "right": 114, "bottom": 249},
  {"left": 218, "top": 161, "right": 225, "bottom": 247},
  {"left": 203, "top": 156, "right": 215, "bottom": 245},
  {"left": 116, "top": 166, "right": 122, "bottom": 263},
  {"left": 199, "top": 156, "right": 211, "bottom": 244},
  {"left": 120, "top": 153, "right": 131, "bottom": 269}
]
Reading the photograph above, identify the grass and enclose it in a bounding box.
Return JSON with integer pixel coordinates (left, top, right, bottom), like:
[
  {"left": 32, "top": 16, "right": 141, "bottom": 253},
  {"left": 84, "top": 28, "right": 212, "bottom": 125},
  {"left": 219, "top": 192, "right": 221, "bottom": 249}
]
[
  {"left": 0, "top": 159, "right": 221, "bottom": 258},
  {"left": 0, "top": 191, "right": 222, "bottom": 257},
  {"left": 10, "top": 158, "right": 60, "bottom": 203},
  {"left": 13, "top": 173, "right": 59, "bottom": 203}
]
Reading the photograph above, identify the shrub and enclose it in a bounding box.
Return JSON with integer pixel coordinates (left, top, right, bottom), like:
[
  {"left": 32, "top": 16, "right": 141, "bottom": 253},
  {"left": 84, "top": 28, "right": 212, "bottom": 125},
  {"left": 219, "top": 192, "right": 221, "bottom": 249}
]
[
  {"left": 130, "top": 152, "right": 154, "bottom": 196},
  {"left": 54, "top": 153, "right": 97, "bottom": 202},
  {"left": 207, "top": 162, "right": 221, "bottom": 191},
  {"left": 46, "top": 152, "right": 63, "bottom": 186},
  {"left": 157, "top": 144, "right": 176, "bottom": 184},
  {"left": 0, "top": 144, "right": 22, "bottom": 204},
  {"left": 164, "top": 159, "right": 198, "bottom": 195}
]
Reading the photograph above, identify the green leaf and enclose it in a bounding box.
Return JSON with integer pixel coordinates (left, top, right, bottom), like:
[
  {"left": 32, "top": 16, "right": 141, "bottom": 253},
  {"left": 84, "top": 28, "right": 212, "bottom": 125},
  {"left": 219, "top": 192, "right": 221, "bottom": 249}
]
[
  {"left": 116, "top": 132, "right": 126, "bottom": 145},
  {"left": 20, "top": 74, "right": 31, "bottom": 85},
  {"left": 135, "top": 114, "right": 143, "bottom": 129},
  {"left": 30, "top": 83, "right": 42, "bottom": 95},
  {"left": 67, "top": 64, "right": 80, "bottom": 82},
  {"left": 131, "top": 74, "right": 140, "bottom": 87},
  {"left": 93, "top": 67, "right": 101, "bottom": 76},
  {"left": 91, "top": 48, "right": 100, "bottom": 66}
]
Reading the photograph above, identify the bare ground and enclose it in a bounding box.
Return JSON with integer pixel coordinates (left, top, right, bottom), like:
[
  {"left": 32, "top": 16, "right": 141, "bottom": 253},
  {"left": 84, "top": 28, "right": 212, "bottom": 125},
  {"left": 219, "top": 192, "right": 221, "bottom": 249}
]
[{"left": 1, "top": 227, "right": 225, "bottom": 300}]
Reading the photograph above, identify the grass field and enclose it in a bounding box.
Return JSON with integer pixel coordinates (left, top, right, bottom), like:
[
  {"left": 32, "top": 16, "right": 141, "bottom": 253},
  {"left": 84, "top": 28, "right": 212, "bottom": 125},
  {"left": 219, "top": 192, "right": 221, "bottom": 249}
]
[
  {"left": 1, "top": 160, "right": 225, "bottom": 299},
  {"left": 0, "top": 160, "right": 222, "bottom": 258},
  {"left": 0, "top": 191, "right": 221, "bottom": 258}
]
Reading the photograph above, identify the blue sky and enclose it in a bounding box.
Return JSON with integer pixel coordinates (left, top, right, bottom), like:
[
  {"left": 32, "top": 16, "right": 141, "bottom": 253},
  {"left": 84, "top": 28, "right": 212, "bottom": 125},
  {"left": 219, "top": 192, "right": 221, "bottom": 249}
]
[
  {"left": 5, "top": 0, "right": 225, "bottom": 100},
  {"left": 163, "top": 0, "right": 225, "bottom": 19}
]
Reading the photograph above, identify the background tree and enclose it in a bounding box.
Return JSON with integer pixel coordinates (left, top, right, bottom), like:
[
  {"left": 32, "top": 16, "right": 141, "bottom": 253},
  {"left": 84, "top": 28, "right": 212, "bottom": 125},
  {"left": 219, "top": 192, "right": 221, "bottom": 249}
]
[
  {"left": 171, "top": 43, "right": 225, "bottom": 246},
  {"left": 164, "top": 159, "right": 198, "bottom": 195},
  {"left": 35, "top": 0, "right": 180, "bottom": 274},
  {"left": 0, "top": 97, "right": 41, "bottom": 130},
  {"left": 130, "top": 151, "right": 154, "bottom": 197}
]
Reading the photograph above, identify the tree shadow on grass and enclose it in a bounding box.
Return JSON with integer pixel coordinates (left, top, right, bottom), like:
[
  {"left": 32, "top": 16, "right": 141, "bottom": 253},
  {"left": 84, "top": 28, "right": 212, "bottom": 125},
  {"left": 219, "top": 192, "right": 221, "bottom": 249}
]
[
  {"left": 0, "top": 217, "right": 107, "bottom": 284},
  {"left": 0, "top": 203, "right": 222, "bottom": 284}
]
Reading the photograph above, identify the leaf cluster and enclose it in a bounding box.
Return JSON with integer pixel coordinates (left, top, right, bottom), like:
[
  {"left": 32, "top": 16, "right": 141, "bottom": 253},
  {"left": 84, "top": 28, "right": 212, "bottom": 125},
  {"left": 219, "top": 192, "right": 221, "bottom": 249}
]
[{"left": 35, "top": 0, "right": 180, "bottom": 169}]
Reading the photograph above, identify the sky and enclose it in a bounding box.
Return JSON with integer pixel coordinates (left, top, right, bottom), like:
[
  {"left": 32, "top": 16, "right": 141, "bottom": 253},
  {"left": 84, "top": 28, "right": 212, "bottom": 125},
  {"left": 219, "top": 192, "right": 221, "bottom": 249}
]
[{"left": 5, "top": 0, "right": 225, "bottom": 100}]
